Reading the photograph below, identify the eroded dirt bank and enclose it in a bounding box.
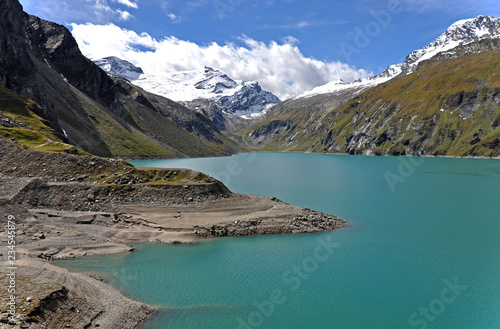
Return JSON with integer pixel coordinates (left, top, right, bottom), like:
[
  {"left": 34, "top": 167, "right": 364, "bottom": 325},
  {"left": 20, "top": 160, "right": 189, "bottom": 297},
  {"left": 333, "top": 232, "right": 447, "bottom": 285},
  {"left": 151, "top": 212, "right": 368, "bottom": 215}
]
[{"left": 0, "top": 140, "right": 346, "bottom": 328}]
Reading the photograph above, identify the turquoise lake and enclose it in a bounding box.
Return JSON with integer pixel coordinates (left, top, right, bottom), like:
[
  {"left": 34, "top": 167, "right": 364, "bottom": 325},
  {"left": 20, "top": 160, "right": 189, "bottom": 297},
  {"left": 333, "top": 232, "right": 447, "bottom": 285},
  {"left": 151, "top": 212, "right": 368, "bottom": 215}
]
[{"left": 56, "top": 153, "right": 500, "bottom": 328}]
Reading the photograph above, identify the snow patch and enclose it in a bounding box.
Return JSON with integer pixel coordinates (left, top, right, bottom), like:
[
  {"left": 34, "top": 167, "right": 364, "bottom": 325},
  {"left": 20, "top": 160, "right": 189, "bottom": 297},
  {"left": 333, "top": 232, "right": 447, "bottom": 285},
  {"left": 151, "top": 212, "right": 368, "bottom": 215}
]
[
  {"left": 95, "top": 58, "right": 281, "bottom": 117},
  {"left": 44, "top": 58, "right": 52, "bottom": 68},
  {"left": 295, "top": 15, "right": 500, "bottom": 100},
  {"left": 296, "top": 66, "right": 400, "bottom": 99},
  {"left": 132, "top": 67, "right": 245, "bottom": 102}
]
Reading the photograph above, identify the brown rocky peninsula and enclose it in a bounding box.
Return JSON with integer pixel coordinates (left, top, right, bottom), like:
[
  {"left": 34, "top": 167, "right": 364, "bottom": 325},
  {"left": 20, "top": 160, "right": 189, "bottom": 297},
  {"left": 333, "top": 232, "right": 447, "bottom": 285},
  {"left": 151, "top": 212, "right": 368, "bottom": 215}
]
[{"left": 0, "top": 139, "right": 346, "bottom": 328}]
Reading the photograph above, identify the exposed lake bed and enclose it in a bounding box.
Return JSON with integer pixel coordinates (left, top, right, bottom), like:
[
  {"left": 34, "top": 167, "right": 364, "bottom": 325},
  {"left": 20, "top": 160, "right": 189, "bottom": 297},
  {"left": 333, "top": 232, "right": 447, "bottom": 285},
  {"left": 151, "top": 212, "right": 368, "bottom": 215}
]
[
  {"left": 0, "top": 141, "right": 346, "bottom": 328},
  {"left": 57, "top": 153, "right": 500, "bottom": 329},
  {"left": 1, "top": 145, "right": 499, "bottom": 328}
]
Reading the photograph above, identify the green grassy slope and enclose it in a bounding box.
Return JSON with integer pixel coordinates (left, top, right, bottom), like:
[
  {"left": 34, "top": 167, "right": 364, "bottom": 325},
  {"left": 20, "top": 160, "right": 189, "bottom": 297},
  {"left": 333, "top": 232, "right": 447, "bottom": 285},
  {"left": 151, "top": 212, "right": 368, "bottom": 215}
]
[
  {"left": 1, "top": 4, "right": 240, "bottom": 159},
  {"left": 0, "top": 85, "right": 90, "bottom": 154},
  {"left": 245, "top": 40, "right": 500, "bottom": 157},
  {"left": 315, "top": 43, "right": 500, "bottom": 157}
]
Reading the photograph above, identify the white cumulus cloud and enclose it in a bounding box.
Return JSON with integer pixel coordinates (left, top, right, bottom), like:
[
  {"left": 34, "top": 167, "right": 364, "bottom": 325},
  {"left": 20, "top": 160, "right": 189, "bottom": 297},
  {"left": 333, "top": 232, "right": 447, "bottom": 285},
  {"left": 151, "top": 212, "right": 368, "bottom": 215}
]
[
  {"left": 70, "top": 23, "right": 372, "bottom": 99},
  {"left": 166, "top": 12, "right": 181, "bottom": 23},
  {"left": 112, "top": 0, "right": 138, "bottom": 9},
  {"left": 117, "top": 9, "right": 133, "bottom": 21}
]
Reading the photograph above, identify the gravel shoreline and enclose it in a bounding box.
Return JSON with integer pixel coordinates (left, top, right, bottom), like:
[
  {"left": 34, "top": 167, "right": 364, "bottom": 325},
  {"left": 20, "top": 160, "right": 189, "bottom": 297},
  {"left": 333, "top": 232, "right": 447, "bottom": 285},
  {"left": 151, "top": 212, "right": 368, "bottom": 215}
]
[{"left": 0, "top": 140, "right": 346, "bottom": 328}]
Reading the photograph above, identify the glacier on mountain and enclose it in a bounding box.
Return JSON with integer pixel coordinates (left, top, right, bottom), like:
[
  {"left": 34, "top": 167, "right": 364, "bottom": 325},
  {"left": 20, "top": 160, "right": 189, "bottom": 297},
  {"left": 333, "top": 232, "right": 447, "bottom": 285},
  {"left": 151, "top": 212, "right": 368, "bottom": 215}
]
[
  {"left": 95, "top": 59, "right": 280, "bottom": 117},
  {"left": 94, "top": 56, "right": 144, "bottom": 81}
]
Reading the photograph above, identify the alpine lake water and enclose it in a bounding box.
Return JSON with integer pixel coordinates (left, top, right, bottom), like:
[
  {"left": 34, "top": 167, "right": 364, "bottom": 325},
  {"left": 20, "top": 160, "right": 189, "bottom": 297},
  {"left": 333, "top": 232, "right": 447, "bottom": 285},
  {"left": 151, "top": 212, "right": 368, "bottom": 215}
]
[{"left": 55, "top": 153, "right": 500, "bottom": 329}]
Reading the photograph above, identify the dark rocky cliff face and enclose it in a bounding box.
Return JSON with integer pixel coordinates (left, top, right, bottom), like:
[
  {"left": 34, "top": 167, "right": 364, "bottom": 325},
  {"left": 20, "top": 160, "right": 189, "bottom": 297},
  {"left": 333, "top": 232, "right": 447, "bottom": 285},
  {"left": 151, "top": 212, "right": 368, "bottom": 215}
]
[
  {"left": 0, "top": 0, "right": 29, "bottom": 72},
  {"left": 0, "top": 0, "right": 59, "bottom": 127},
  {"left": 25, "top": 15, "right": 116, "bottom": 106},
  {"left": 0, "top": 0, "right": 239, "bottom": 157},
  {"left": 0, "top": 2, "right": 117, "bottom": 122}
]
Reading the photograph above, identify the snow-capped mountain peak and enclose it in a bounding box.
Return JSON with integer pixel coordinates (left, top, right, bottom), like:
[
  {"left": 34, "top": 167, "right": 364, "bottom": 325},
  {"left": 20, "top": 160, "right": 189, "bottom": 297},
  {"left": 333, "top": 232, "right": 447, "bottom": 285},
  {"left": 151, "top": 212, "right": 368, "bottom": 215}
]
[
  {"left": 94, "top": 56, "right": 144, "bottom": 81},
  {"left": 194, "top": 66, "right": 238, "bottom": 93},
  {"left": 297, "top": 15, "right": 500, "bottom": 99},
  {"left": 402, "top": 15, "right": 500, "bottom": 70},
  {"left": 95, "top": 59, "right": 281, "bottom": 117},
  {"left": 445, "top": 15, "right": 499, "bottom": 41}
]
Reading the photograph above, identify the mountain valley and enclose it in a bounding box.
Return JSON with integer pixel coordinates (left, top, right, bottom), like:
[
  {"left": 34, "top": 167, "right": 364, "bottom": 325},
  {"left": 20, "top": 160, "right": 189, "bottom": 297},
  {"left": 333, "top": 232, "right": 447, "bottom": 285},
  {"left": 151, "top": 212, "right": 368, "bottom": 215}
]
[{"left": 1, "top": 2, "right": 498, "bottom": 158}]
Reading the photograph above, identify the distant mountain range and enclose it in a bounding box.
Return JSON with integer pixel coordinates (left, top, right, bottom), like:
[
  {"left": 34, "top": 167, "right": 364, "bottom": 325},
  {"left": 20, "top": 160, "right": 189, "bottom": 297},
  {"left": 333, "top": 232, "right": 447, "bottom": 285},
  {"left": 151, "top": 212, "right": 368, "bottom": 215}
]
[
  {"left": 0, "top": 0, "right": 498, "bottom": 158},
  {"left": 95, "top": 58, "right": 281, "bottom": 118},
  {"left": 244, "top": 15, "right": 500, "bottom": 157}
]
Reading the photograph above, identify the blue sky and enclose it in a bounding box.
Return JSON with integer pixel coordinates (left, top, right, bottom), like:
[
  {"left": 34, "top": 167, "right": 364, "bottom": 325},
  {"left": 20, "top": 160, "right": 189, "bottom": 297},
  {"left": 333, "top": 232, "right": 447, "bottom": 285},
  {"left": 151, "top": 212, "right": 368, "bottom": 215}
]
[{"left": 19, "top": 0, "right": 500, "bottom": 98}]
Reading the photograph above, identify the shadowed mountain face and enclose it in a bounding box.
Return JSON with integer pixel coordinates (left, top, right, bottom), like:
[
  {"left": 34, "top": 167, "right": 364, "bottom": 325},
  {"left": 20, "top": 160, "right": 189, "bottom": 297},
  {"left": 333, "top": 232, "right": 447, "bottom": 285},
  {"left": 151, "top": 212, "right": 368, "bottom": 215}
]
[{"left": 0, "top": 0, "right": 239, "bottom": 157}]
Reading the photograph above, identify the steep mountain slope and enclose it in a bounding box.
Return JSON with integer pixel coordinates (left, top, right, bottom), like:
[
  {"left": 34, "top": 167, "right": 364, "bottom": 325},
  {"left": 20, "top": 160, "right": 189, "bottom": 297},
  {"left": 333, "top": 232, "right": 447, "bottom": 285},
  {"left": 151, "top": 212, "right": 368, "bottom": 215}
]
[
  {"left": 245, "top": 16, "right": 500, "bottom": 157},
  {"left": 95, "top": 59, "right": 280, "bottom": 130},
  {"left": 246, "top": 85, "right": 369, "bottom": 148},
  {"left": 295, "top": 15, "right": 500, "bottom": 100},
  {"left": 315, "top": 39, "right": 500, "bottom": 157},
  {"left": 0, "top": 0, "right": 238, "bottom": 157},
  {"left": 0, "top": 85, "right": 89, "bottom": 154}
]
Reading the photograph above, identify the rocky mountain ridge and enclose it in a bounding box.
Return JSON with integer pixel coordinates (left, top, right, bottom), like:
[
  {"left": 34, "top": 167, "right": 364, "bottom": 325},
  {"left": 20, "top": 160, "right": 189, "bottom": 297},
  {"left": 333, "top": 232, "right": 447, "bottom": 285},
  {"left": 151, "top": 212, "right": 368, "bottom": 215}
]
[
  {"left": 401, "top": 15, "right": 500, "bottom": 72},
  {"left": 1, "top": 1, "right": 499, "bottom": 159},
  {"left": 0, "top": 0, "right": 239, "bottom": 157},
  {"left": 95, "top": 59, "right": 281, "bottom": 118},
  {"left": 296, "top": 15, "right": 500, "bottom": 100},
  {"left": 243, "top": 16, "right": 500, "bottom": 157},
  {"left": 94, "top": 56, "right": 144, "bottom": 81}
]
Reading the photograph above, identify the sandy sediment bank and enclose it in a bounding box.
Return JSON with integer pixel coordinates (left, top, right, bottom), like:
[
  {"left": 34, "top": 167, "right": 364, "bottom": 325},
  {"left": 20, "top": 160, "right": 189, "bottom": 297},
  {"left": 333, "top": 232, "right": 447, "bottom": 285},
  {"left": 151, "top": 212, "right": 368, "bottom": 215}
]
[
  {"left": 0, "top": 191, "right": 345, "bottom": 329},
  {"left": 14, "top": 193, "right": 345, "bottom": 261}
]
